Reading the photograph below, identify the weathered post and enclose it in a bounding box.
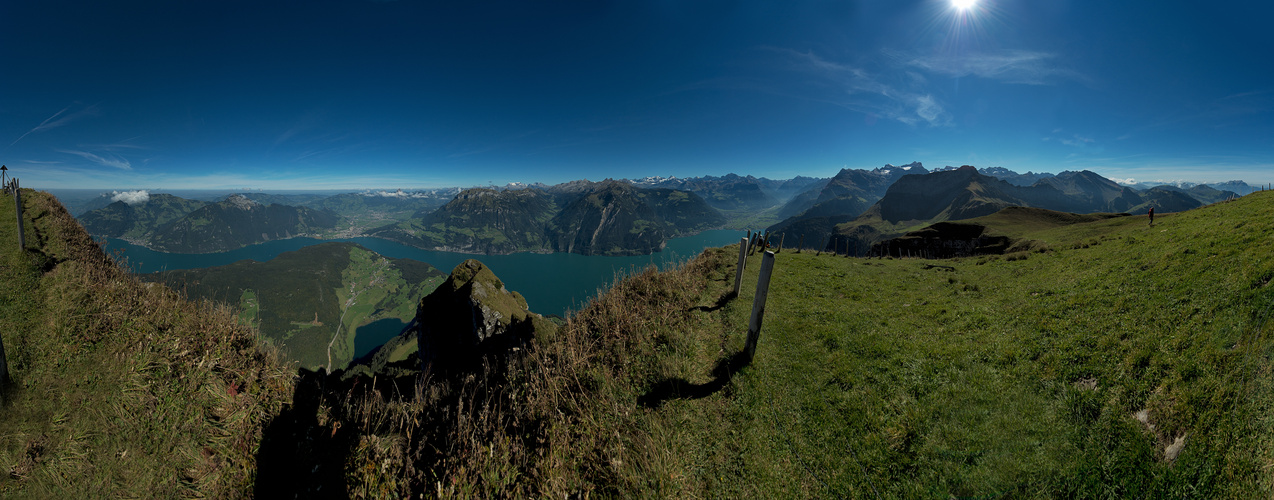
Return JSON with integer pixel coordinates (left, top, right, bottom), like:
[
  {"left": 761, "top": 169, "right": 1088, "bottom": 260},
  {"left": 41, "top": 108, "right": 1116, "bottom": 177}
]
[
  {"left": 0, "top": 327, "right": 7, "bottom": 395},
  {"left": 745, "top": 251, "right": 776, "bottom": 360},
  {"left": 13, "top": 179, "right": 24, "bottom": 251},
  {"left": 796, "top": 234, "right": 804, "bottom": 253},
  {"left": 777, "top": 233, "right": 785, "bottom": 253},
  {"left": 733, "top": 237, "right": 748, "bottom": 296},
  {"left": 0, "top": 314, "right": 7, "bottom": 392}
]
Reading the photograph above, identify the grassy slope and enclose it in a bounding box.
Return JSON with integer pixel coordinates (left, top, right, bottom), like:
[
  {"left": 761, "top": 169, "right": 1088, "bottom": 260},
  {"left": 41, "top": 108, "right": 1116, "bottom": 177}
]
[
  {"left": 4, "top": 186, "right": 1274, "bottom": 496},
  {"left": 0, "top": 190, "right": 293, "bottom": 497},
  {"left": 473, "top": 193, "right": 1274, "bottom": 497}
]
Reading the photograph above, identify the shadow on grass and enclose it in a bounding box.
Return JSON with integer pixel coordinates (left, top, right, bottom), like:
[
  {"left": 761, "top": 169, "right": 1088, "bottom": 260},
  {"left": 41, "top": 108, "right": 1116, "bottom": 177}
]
[
  {"left": 637, "top": 351, "right": 751, "bottom": 409},
  {"left": 688, "top": 290, "right": 736, "bottom": 313},
  {"left": 254, "top": 368, "right": 357, "bottom": 497}
]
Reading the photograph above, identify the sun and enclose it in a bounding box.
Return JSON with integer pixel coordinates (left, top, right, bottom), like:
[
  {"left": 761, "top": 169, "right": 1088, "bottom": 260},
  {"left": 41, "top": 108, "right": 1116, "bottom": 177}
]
[{"left": 952, "top": 0, "right": 977, "bottom": 10}]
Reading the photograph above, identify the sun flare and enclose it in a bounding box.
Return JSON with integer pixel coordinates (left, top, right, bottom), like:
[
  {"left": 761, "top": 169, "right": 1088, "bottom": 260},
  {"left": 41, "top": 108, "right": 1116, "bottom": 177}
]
[{"left": 952, "top": 0, "right": 977, "bottom": 10}]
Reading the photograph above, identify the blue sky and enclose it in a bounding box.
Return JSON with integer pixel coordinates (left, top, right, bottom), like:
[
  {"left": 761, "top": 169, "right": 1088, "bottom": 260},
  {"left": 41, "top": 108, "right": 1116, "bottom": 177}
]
[{"left": 2, "top": 0, "right": 1272, "bottom": 190}]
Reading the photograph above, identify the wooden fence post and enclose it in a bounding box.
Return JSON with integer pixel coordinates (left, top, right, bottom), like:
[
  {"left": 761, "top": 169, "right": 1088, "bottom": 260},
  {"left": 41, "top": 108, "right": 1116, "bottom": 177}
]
[
  {"left": 0, "top": 318, "right": 7, "bottom": 393},
  {"left": 796, "top": 234, "right": 804, "bottom": 253},
  {"left": 777, "top": 233, "right": 785, "bottom": 253},
  {"left": 13, "top": 179, "right": 24, "bottom": 251},
  {"left": 733, "top": 237, "right": 748, "bottom": 296},
  {"left": 745, "top": 251, "right": 776, "bottom": 360}
]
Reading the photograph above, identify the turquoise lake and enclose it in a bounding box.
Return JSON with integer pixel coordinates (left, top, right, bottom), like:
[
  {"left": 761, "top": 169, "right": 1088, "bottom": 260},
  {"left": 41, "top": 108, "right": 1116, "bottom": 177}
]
[{"left": 102, "top": 230, "right": 745, "bottom": 317}]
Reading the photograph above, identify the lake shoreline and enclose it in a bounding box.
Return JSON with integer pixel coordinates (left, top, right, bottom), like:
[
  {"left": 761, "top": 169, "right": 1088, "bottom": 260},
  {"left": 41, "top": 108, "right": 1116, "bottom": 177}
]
[{"left": 103, "top": 230, "right": 744, "bottom": 317}]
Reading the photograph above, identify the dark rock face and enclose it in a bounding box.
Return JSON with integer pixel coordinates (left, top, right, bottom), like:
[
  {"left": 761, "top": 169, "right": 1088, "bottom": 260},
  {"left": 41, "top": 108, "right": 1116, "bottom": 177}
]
[
  {"left": 416, "top": 259, "right": 556, "bottom": 372},
  {"left": 547, "top": 181, "right": 667, "bottom": 256}
]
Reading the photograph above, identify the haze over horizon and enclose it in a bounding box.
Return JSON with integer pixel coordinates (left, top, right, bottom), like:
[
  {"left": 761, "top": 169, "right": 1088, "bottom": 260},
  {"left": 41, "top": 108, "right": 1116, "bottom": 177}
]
[{"left": 3, "top": 1, "right": 1272, "bottom": 190}]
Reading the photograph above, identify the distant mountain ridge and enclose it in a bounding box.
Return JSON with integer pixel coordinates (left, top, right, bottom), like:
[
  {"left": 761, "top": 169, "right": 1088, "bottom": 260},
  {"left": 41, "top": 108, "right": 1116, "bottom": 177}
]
[
  {"left": 72, "top": 167, "right": 1260, "bottom": 256},
  {"left": 630, "top": 173, "right": 777, "bottom": 211},
  {"left": 372, "top": 180, "right": 725, "bottom": 256},
  {"left": 369, "top": 187, "right": 558, "bottom": 254},
  {"left": 146, "top": 195, "right": 338, "bottom": 253},
  {"left": 79, "top": 193, "right": 339, "bottom": 253},
  {"left": 812, "top": 167, "right": 1210, "bottom": 255},
  {"left": 78, "top": 193, "right": 207, "bottom": 242}
]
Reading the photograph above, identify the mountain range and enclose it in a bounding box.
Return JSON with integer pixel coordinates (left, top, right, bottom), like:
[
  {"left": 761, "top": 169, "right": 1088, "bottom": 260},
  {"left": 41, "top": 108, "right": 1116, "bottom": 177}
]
[
  {"left": 9, "top": 182, "right": 1274, "bottom": 496},
  {"left": 71, "top": 165, "right": 1255, "bottom": 256},
  {"left": 80, "top": 194, "right": 337, "bottom": 253},
  {"left": 767, "top": 165, "right": 1242, "bottom": 254}
]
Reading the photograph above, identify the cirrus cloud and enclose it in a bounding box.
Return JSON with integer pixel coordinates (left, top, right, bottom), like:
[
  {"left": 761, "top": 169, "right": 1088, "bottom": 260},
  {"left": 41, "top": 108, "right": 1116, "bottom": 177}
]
[{"left": 58, "top": 149, "right": 132, "bottom": 170}]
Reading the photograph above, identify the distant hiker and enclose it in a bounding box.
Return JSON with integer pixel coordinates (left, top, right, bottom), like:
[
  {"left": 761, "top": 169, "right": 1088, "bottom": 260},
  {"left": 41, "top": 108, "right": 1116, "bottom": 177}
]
[{"left": 1148, "top": 206, "right": 1155, "bottom": 226}]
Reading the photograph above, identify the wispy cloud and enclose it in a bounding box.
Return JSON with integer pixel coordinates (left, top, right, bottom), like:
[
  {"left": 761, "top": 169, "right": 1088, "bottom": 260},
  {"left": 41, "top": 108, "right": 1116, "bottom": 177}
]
[
  {"left": 904, "top": 50, "right": 1088, "bottom": 86},
  {"left": 85, "top": 138, "right": 150, "bottom": 152},
  {"left": 57, "top": 149, "right": 133, "bottom": 170},
  {"left": 1043, "top": 130, "right": 1101, "bottom": 152},
  {"left": 1060, "top": 134, "right": 1094, "bottom": 147},
  {"left": 778, "top": 49, "right": 952, "bottom": 127},
  {"left": 10, "top": 104, "right": 101, "bottom": 146},
  {"left": 763, "top": 46, "right": 1090, "bottom": 127}
]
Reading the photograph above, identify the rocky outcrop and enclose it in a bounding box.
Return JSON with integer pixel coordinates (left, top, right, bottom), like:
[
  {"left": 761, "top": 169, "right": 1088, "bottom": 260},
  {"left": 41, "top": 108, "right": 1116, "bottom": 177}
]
[{"left": 416, "top": 259, "right": 556, "bottom": 372}]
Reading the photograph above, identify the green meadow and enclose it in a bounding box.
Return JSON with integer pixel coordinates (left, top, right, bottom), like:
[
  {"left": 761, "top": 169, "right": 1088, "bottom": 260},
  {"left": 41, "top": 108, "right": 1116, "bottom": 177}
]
[
  {"left": 2, "top": 187, "right": 1273, "bottom": 497},
  {"left": 500, "top": 192, "right": 1274, "bottom": 497}
]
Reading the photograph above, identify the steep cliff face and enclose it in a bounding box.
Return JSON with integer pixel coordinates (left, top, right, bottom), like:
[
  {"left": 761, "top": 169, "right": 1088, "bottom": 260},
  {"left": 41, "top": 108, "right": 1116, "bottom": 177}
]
[
  {"left": 547, "top": 181, "right": 667, "bottom": 256},
  {"left": 146, "top": 195, "right": 338, "bottom": 253},
  {"left": 416, "top": 259, "right": 556, "bottom": 372}
]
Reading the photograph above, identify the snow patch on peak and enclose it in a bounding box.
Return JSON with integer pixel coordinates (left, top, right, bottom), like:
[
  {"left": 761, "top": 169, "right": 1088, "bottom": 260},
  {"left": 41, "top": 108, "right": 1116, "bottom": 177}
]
[
  {"left": 225, "top": 194, "right": 261, "bottom": 210},
  {"left": 875, "top": 161, "right": 925, "bottom": 175}
]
